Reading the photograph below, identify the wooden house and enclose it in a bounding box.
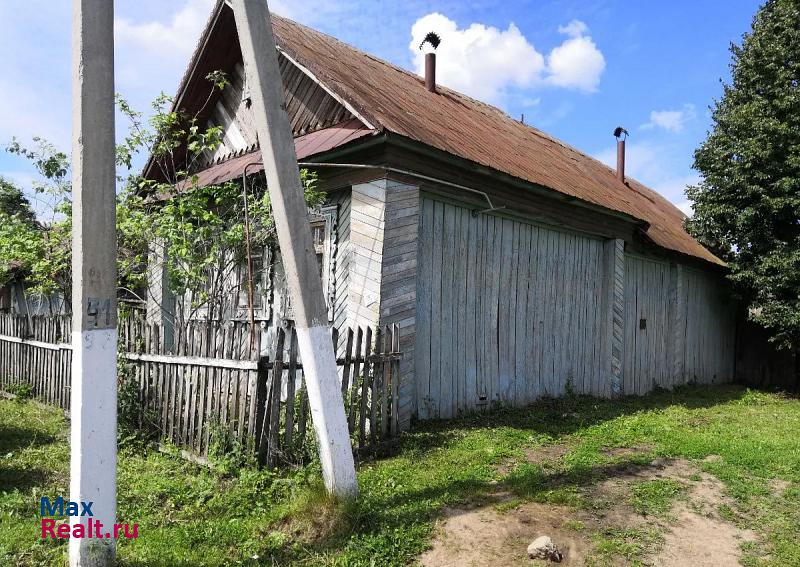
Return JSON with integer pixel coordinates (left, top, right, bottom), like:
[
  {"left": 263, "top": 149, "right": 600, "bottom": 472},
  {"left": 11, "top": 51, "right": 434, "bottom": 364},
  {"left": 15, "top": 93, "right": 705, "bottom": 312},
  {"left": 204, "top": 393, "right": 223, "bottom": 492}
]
[{"left": 144, "top": 1, "right": 736, "bottom": 429}]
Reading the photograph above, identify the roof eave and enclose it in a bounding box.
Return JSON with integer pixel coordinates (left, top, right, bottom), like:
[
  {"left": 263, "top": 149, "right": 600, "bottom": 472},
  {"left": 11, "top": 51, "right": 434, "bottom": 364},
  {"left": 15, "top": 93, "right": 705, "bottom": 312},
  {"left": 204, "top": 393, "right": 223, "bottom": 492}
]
[{"left": 383, "top": 132, "right": 650, "bottom": 230}]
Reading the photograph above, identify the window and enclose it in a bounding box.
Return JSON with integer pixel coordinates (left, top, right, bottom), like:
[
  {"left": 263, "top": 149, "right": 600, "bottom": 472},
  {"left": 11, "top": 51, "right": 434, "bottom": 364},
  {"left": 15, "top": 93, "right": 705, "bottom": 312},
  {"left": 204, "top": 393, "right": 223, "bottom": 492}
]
[
  {"left": 235, "top": 205, "right": 338, "bottom": 323},
  {"left": 234, "top": 246, "right": 271, "bottom": 321},
  {"left": 312, "top": 205, "right": 337, "bottom": 321}
]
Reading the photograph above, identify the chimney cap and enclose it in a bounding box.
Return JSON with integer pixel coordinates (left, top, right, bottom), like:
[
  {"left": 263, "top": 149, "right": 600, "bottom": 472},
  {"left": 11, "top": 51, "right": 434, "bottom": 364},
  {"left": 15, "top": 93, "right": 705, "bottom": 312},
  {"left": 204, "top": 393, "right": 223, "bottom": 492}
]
[
  {"left": 419, "top": 31, "right": 441, "bottom": 53},
  {"left": 613, "top": 126, "right": 628, "bottom": 140}
]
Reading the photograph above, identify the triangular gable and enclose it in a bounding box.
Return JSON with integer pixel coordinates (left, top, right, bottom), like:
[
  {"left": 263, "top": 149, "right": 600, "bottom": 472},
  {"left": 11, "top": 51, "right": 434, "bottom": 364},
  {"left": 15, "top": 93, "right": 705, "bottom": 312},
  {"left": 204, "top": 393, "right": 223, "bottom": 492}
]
[{"left": 144, "top": 1, "right": 368, "bottom": 180}]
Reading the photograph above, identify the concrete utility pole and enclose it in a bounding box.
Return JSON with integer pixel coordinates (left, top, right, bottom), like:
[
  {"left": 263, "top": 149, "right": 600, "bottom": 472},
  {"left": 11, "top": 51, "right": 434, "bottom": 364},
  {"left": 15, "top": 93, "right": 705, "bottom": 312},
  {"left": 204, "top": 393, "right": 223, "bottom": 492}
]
[
  {"left": 70, "top": 0, "right": 118, "bottom": 565},
  {"left": 231, "top": 0, "right": 358, "bottom": 498}
]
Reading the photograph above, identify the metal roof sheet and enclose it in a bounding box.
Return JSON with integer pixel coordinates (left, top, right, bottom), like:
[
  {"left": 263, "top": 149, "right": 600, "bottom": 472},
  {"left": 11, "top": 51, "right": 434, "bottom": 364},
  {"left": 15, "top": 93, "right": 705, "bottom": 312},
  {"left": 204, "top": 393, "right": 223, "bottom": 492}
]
[
  {"left": 269, "top": 15, "right": 722, "bottom": 265},
  {"left": 165, "top": 119, "right": 374, "bottom": 196},
  {"left": 164, "top": 2, "right": 722, "bottom": 265}
]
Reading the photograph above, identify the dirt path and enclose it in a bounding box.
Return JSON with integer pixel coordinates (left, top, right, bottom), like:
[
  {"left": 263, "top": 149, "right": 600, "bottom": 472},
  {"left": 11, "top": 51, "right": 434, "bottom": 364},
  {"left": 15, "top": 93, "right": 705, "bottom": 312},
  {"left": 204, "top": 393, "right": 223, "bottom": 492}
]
[{"left": 420, "top": 454, "right": 756, "bottom": 566}]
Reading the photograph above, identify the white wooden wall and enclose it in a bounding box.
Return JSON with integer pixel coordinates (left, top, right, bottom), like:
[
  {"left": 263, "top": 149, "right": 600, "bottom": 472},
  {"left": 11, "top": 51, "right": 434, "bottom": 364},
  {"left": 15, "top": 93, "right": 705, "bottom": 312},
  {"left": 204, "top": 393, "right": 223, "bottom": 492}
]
[
  {"left": 680, "top": 267, "right": 736, "bottom": 383},
  {"left": 622, "top": 256, "right": 735, "bottom": 393},
  {"left": 415, "top": 196, "right": 737, "bottom": 419},
  {"left": 416, "top": 197, "right": 606, "bottom": 419}
]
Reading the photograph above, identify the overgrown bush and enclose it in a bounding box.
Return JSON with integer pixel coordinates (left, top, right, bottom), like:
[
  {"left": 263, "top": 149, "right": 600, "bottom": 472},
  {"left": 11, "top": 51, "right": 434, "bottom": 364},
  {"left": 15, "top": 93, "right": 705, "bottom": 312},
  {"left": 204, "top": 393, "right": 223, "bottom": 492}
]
[
  {"left": 6, "top": 382, "right": 32, "bottom": 401},
  {"left": 117, "top": 353, "right": 159, "bottom": 448}
]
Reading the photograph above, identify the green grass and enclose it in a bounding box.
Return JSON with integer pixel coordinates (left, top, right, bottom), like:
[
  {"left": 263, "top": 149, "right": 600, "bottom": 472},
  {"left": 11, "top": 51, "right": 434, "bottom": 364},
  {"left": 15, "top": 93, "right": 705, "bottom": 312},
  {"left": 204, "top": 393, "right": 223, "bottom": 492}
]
[
  {"left": 1, "top": 385, "right": 799, "bottom": 566},
  {"left": 629, "top": 479, "right": 687, "bottom": 516}
]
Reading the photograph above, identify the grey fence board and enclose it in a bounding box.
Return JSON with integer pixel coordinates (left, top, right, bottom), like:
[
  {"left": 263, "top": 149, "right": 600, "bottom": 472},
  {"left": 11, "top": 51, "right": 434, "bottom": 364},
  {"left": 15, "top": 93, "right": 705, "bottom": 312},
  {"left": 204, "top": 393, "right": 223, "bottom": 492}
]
[{"left": 0, "top": 314, "right": 401, "bottom": 468}]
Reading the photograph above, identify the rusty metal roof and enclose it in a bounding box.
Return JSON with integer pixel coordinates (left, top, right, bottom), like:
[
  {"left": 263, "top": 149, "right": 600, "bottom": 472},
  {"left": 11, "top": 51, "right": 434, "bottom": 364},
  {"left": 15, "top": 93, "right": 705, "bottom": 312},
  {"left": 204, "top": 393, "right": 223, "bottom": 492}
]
[
  {"left": 175, "top": 118, "right": 374, "bottom": 189},
  {"left": 268, "top": 15, "right": 721, "bottom": 265},
  {"left": 165, "top": 2, "right": 720, "bottom": 265}
]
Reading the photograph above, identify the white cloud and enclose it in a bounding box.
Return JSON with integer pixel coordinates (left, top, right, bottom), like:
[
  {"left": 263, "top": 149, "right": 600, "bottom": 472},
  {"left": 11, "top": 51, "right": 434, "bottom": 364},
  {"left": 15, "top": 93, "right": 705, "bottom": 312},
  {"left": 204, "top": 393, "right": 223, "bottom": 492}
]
[
  {"left": 115, "top": 0, "right": 215, "bottom": 61},
  {"left": 545, "top": 20, "right": 605, "bottom": 92},
  {"left": 409, "top": 14, "right": 605, "bottom": 103},
  {"left": 410, "top": 13, "right": 545, "bottom": 102},
  {"left": 557, "top": 19, "right": 589, "bottom": 38},
  {"left": 641, "top": 103, "right": 696, "bottom": 133}
]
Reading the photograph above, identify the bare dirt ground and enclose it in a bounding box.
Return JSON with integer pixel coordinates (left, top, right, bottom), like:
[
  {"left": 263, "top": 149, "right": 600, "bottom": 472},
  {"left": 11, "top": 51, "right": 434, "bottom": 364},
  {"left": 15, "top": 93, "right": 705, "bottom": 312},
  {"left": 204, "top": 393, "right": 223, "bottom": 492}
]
[{"left": 421, "top": 451, "right": 756, "bottom": 567}]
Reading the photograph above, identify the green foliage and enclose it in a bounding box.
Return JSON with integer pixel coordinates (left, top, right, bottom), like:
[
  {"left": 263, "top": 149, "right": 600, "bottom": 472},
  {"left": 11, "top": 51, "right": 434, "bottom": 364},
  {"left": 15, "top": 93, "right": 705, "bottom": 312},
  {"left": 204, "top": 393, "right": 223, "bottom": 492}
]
[
  {"left": 0, "top": 141, "right": 71, "bottom": 301},
  {"left": 206, "top": 419, "right": 256, "bottom": 473},
  {"left": 2, "top": 71, "right": 324, "bottom": 318},
  {"left": 0, "top": 177, "right": 36, "bottom": 223},
  {"left": 5, "top": 382, "right": 32, "bottom": 401},
  {"left": 686, "top": 0, "right": 800, "bottom": 348},
  {"left": 114, "top": 73, "right": 324, "bottom": 321}
]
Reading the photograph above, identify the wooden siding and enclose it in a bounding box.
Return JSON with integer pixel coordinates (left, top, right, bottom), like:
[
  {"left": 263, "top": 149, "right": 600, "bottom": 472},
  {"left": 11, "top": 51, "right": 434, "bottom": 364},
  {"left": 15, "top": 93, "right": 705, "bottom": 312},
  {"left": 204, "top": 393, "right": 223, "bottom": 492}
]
[
  {"left": 379, "top": 180, "right": 419, "bottom": 430},
  {"left": 331, "top": 190, "right": 351, "bottom": 357},
  {"left": 680, "top": 268, "right": 736, "bottom": 383},
  {"left": 622, "top": 255, "right": 672, "bottom": 394},
  {"left": 348, "top": 180, "right": 386, "bottom": 329},
  {"left": 416, "top": 196, "right": 606, "bottom": 418},
  {"left": 622, "top": 255, "right": 735, "bottom": 393},
  {"left": 204, "top": 57, "right": 355, "bottom": 165}
]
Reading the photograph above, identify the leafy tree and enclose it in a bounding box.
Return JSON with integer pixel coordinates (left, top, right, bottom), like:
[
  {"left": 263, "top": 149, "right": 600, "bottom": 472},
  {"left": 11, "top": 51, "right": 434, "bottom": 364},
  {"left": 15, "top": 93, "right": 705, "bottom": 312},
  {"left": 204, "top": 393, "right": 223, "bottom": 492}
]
[
  {"left": 0, "top": 178, "right": 38, "bottom": 287},
  {"left": 0, "top": 140, "right": 72, "bottom": 307},
  {"left": 0, "top": 177, "right": 36, "bottom": 223},
  {"left": 1, "top": 70, "right": 322, "bottom": 322},
  {"left": 115, "top": 72, "right": 323, "bottom": 324},
  {"left": 687, "top": 0, "right": 800, "bottom": 349}
]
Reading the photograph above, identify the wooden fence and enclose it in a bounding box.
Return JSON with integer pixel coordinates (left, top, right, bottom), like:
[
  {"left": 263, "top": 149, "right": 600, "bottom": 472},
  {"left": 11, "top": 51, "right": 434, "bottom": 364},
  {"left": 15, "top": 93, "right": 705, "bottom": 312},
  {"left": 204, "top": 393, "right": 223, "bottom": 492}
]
[
  {"left": 0, "top": 314, "right": 401, "bottom": 468},
  {"left": 0, "top": 314, "right": 73, "bottom": 408}
]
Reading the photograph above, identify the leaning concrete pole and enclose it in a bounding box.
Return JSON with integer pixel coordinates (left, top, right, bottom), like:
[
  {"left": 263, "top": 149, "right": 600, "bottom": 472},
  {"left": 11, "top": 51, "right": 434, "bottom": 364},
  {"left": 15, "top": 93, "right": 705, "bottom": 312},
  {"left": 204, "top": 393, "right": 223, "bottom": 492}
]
[
  {"left": 70, "top": 0, "right": 118, "bottom": 564},
  {"left": 231, "top": 0, "right": 358, "bottom": 498}
]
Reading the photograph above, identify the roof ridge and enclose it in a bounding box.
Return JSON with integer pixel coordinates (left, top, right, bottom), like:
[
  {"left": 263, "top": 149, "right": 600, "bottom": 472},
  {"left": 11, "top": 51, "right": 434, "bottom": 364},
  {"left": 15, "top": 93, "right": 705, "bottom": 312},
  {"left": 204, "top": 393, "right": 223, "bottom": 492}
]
[
  {"left": 153, "top": 4, "right": 720, "bottom": 265},
  {"left": 271, "top": 14, "right": 654, "bottom": 195}
]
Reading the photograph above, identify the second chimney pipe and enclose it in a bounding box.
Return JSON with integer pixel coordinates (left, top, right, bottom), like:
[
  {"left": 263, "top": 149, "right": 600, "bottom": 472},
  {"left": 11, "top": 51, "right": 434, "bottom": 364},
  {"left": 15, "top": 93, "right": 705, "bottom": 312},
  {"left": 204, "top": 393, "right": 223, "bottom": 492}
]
[
  {"left": 616, "top": 138, "right": 625, "bottom": 183},
  {"left": 425, "top": 52, "right": 436, "bottom": 92}
]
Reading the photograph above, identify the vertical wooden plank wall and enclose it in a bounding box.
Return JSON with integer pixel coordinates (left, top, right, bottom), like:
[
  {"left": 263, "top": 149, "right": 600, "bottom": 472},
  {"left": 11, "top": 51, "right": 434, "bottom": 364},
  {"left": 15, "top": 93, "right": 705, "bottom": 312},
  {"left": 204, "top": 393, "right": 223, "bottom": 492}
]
[
  {"left": 622, "top": 255, "right": 672, "bottom": 394},
  {"left": 680, "top": 267, "right": 736, "bottom": 383},
  {"left": 415, "top": 195, "right": 738, "bottom": 418},
  {"left": 416, "top": 197, "right": 606, "bottom": 417},
  {"left": 621, "top": 257, "right": 735, "bottom": 391}
]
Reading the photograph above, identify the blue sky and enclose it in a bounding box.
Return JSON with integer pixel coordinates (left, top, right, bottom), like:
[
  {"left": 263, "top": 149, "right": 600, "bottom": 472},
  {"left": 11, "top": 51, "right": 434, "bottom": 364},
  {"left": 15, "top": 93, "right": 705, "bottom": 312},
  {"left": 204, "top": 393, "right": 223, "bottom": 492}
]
[{"left": 0, "top": 0, "right": 761, "bottom": 218}]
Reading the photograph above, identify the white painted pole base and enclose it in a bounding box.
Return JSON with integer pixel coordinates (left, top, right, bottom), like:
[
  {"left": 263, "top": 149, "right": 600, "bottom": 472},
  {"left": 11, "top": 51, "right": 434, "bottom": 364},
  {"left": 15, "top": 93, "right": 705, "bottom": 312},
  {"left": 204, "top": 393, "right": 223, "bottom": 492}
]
[
  {"left": 69, "top": 329, "right": 118, "bottom": 567},
  {"left": 295, "top": 325, "right": 358, "bottom": 498}
]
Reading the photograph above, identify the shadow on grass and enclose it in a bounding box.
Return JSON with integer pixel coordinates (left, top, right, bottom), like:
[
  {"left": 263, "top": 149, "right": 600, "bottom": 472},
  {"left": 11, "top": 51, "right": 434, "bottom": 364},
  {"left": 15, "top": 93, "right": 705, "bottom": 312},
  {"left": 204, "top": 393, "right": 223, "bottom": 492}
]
[
  {"left": 0, "top": 423, "right": 61, "bottom": 492},
  {"left": 0, "top": 465, "right": 51, "bottom": 492},
  {"left": 401, "top": 384, "right": 751, "bottom": 456},
  {"left": 0, "top": 424, "right": 56, "bottom": 453},
  {"left": 277, "top": 385, "right": 763, "bottom": 561}
]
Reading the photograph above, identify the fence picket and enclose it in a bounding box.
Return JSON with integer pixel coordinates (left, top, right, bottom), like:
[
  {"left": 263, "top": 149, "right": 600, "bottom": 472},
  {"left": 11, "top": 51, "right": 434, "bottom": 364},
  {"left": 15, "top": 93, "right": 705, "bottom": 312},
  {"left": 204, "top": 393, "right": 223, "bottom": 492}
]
[
  {"left": 348, "top": 327, "right": 363, "bottom": 432},
  {"left": 285, "top": 328, "right": 298, "bottom": 452},
  {"left": 359, "top": 327, "right": 373, "bottom": 451},
  {"left": 0, "top": 314, "right": 401, "bottom": 467}
]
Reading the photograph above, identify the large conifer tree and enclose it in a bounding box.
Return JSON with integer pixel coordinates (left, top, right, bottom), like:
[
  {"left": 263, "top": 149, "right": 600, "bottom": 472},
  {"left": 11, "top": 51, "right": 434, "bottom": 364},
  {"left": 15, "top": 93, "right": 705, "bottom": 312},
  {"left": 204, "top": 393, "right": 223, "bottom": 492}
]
[{"left": 687, "top": 0, "right": 800, "bottom": 349}]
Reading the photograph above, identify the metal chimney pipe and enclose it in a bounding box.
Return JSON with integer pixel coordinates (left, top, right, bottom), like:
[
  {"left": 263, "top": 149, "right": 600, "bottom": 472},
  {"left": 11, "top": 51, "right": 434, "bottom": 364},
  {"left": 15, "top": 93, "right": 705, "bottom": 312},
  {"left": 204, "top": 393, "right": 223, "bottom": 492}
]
[
  {"left": 425, "top": 52, "right": 436, "bottom": 93},
  {"left": 613, "top": 126, "right": 628, "bottom": 183}
]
